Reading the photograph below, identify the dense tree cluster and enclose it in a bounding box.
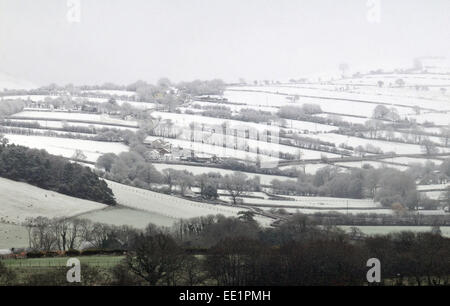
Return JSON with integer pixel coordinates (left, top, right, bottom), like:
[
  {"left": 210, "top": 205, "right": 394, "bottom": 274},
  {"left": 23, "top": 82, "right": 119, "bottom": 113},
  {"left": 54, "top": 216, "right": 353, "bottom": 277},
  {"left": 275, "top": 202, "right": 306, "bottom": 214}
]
[
  {"left": 0, "top": 140, "right": 115, "bottom": 205},
  {"left": 177, "top": 79, "right": 226, "bottom": 96},
  {"left": 271, "top": 166, "right": 420, "bottom": 209}
]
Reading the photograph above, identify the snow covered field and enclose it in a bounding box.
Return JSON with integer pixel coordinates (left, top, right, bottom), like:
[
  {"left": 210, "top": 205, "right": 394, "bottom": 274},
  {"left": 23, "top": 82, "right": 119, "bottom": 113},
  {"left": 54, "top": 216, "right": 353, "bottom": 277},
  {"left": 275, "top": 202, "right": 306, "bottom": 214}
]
[
  {"left": 406, "top": 112, "right": 450, "bottom": 126},
  {"left": 233, "top": 85, "right": 450, "bottom": 112},
  {"left": 339, "top": 225, "right": 450, "bottom": 237},
  {"left": 106, "top": 180, "right": 274, "bottom": 227},
  {"left": 279, "top": 163, "right": 330, "bottom": 174},
  {"left": 314, "top": 132, "right": 450, "bottom": 155},
  {"left": 81, "top": 89, "right": 136, "bottom": 97},
  {"left": 152, "top": 163, "right": 296, "bottom": 185},
  {"left": 7, "top": 118, "right": 139, "bottom": 132},
  {"left": 77, "top": 206, "right": 177, "bottom": 228},
  {"left": 0, "top": 223, "right": 29, "bottom": 249},
  {"left": 335, "top": 161, "right": 409, "bottom": 171},
  {"left": 12, "top": 111, "right": 139, "bottom": 127},
  {"left": 4, "top": 134, "right": 129, "bottom": 162},
  {"left": 221, "top": 195, "right": 381, "bottom": 208},
  {"left": 0, "top": 177, "right": 105, "bottom": 225},
  {"left": 381, "top": 157, "right": 444, "bottom": 166}
]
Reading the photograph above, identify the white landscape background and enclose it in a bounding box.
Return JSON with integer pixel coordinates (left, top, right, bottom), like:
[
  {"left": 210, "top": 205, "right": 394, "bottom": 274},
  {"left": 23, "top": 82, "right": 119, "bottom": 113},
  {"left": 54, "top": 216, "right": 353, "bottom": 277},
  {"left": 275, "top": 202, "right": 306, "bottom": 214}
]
[{"left": 1, "top": 0, "right": 450, "bottom": 249}]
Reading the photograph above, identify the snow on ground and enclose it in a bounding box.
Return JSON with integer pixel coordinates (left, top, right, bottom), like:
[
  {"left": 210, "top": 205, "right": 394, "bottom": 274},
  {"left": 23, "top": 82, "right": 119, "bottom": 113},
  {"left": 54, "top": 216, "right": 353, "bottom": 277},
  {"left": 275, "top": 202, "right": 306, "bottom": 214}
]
[
  {"left": 314, "top": 132, "right": 450, "bottom": 155},
  {"left": 225, "top": 89, "right": 391, "bottom": 118},
  {"left": 106, "top": 180, "right": 274, "bottom": 227},
  {"left": 12, "top": 111, "right": 139, "bottom": 127},
  {"left": 334, "top": 74, "right": 450, "bottom": 87},
  {"left": 235, "top": 85, "right": 450, "bottom": 112},
  {"left": 339, "top": 225, "right": 450, "bottom": 237},
  {"left": 192, "top": 100, "right": 279, "bottom": 114},
  {"left": 222, "top": 90, "right": 292, "bottom": 107},
  {"left": 278, "top": 163, "right": 330, "bottom": 174},
  {"left": 2, "top": 95, "right": 155, "bottom": 109},
  {"left": 420, "top": 191, "right": 444, "bottom": 200},
  {"left": 417, "top": 183, "right": 450, "bottom": 191},
  {"left": 7, "top": 118, "right": 139, "bottom": 132},
  {"left": 406, "top": 112, "right": 450, "bottom": 126},
  {"left": 4, "top": 134, "right": 129, "bottom": 162},
  {"left": 76, "top": 206, "right": 177, "bottom": 228},
  {"left": 0, "top": 177, "right": 106, "bottom": 225},
  {"left": 283, "top": 118, "right": 338, "bottom": 133},
  {"left": 145, "top": 135, "right": 282, "bottom": 164},
  {"left": 221, "top": 195, "right": 381, "bottom": 209},
  {"left": 152, "top": 163, "right": 296, "bottom": 185},
  {"left": 81, "top": 89, "right": 136, "bottom": 97},
  {"left": 263, "top": 207, "right": 394, "bottom": 215},
  {"left": 313, "top": 113, "right": 369, "bottom": 125},
  {"left": 152, "top": 111, "right": 281, "bottom": 133},
  {"left": 381, "top": 157, "right": 444, "bottom": 166},
  {"left": 163, "top": 127, "right": 340, "bottom": 160}
]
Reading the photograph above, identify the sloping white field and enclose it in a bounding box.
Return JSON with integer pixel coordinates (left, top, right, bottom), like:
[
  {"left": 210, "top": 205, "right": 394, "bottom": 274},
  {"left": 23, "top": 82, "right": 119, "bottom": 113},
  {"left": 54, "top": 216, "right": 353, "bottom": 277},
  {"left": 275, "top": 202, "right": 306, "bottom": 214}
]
[
  {"left": 152, "top": 163, "right": 296, "bottom": 185},
  {"left": 4, "top": 134, "right": 129, "bottom": 162},
  {"left": 12, "top": 111, "right": 139, "bottom": 127},
  {"left": 0, "top": 177, "right": 105, "bottom": 225},
  {"left": 237, "top": 85, "right": 450, "bottom": 112},
  {"left": 106, "top": 180, "right": 273, "bottom": 227},
  {"left": 225, "top": 90, "right": 379, "bottom": 117},
  {"left": 7, "top": 118, "right": 139, "bottom": 132},
  {"left": 314, "top": 132, "right": 450, "bottom": 155}
]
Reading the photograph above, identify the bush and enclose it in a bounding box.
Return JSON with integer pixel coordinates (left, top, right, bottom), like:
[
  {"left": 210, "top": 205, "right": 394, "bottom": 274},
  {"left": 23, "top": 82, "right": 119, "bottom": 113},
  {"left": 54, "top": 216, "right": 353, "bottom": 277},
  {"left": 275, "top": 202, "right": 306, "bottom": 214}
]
[
  {"left": 65, "top": 249, "right": 81, "bottom": 256},
  {"left": 27, "top": 251, "right": 45, "bottom": 258}
]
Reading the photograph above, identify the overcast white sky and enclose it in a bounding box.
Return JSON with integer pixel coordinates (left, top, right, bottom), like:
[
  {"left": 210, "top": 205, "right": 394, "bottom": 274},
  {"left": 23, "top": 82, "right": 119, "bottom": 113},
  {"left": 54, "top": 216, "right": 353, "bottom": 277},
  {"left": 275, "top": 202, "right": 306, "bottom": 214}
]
[{"left": 0, "top": 0, "right": 449, "bottom": 86}]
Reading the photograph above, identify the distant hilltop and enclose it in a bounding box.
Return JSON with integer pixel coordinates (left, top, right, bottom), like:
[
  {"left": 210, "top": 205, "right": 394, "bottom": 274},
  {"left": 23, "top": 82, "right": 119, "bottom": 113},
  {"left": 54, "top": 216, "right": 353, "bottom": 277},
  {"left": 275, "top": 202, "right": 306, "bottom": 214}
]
[
  {"left": 413, "top": 56, "right": 450, "bottom": 74},
  {"left": 0, "top": 72, "right": 37, "bottom": 91}
]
